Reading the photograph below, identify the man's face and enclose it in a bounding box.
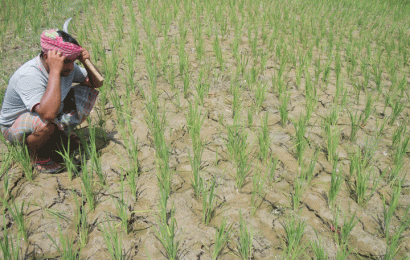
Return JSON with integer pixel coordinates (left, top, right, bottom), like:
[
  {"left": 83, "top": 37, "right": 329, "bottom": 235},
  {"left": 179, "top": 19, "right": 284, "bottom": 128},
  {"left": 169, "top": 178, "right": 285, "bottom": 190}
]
[{"left": 60, "top": 58, "right": 75, "bottom": 77}]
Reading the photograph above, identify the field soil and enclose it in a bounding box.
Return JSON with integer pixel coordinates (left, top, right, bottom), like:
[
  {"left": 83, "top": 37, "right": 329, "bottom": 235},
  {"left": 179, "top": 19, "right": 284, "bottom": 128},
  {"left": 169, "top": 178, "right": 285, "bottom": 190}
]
[{"left": 1, "top": 0, "right": 410, "bottom": 259}]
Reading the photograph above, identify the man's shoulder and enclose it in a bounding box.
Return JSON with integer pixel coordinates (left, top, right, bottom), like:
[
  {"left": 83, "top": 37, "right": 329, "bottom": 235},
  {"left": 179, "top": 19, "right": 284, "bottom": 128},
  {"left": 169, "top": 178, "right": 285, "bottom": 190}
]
[{"left": 9, "top": 56, "right": 46, "bottom": 86}]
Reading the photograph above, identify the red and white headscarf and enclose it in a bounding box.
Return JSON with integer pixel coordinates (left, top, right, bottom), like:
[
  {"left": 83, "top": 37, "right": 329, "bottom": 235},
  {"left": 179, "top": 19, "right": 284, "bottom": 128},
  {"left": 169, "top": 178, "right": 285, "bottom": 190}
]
[{"left": 40, "top": 29, "right": 82, "bottom": 60}]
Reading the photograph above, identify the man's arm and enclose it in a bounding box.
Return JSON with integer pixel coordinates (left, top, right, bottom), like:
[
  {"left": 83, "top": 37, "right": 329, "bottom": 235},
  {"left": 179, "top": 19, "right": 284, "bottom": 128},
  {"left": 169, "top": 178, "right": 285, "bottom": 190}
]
[
  {"left": 78, "top": 48, "right": 103, "bottom": 89},
  {"left": 35, "top": 50, "right": 65, "bottom": 122}
]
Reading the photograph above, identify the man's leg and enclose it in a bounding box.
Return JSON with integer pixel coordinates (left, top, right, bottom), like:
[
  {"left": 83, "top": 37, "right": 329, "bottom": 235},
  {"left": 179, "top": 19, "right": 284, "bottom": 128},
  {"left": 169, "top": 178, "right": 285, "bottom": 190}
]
[{"left": 2, "top": 112, "right": 59, "bottom": 161}]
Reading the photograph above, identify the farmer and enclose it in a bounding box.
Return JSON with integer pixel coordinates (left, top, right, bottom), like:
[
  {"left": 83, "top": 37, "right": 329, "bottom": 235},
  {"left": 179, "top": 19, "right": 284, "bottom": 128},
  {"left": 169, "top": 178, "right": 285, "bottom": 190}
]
[{"left": 0, "top": 29, "right": 103, "bottom": 173}]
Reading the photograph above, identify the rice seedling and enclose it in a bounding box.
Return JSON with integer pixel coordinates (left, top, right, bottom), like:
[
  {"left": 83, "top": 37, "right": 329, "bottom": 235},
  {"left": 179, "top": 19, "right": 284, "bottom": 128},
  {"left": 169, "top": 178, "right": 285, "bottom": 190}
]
[
  {"left": 393, "top": 134, "right": 410, "bottom": 167},
  {"left": 236, "top": 211, "right": 253, "bottom": 260},
  {"left": 391, "top": 123, "right": 406, "bottom": 149},
  {"left": 388, "top": 98, "right": 405, "bottom": 126},
  {"left": 114, "top": 177, "right": 129, "bottom": 233},
  {"left": 266, "top": 155, "right": 279, "bottom": 183},
  {"left": 347, "top": 108, "right": 362, "bottom": 142},
  {"left": 279, "top": 92, "right": 290, "bottom": 127},
  {"left": 11, "top": 144, "right": 33, "bottom": 182},
  {"left": 1, "top": 150, "right": 12, "bottom": 200},
  {"left": 7, "top": 200, "right": 27, "bottom": 241},
  {"left": 338, "top": 211, "right": 359, "bottom": 247},
  {"left": 80, "top": 154, "right": 96, "bottom": 211},
  {"left": 100, "top": 218, "right": 124, "bottom": 260},
  {"left": 202, "top": 177, "right": 217, "bottom": 225},
  {"left": 87, "top": 122, "right": 105, "bottom": 186},
  {"left": 155, "top": 209, "right": 179, "bottom": 260},
  {"left": 282, "top": 214, "right": 307, "bottom": 260},
  {"left": 328, "top": 154, "right": 343, "bottom": 209},
  {"left": 293, "top": 113, "right": 308, "bottom": 165},
  {"left": 212, "top": 218, "right": 231, "bottom": 260},
  {"left": 258, "top": 112, "right": 270, "bottom": 162},
  {"left": 73, "top": 191, "right": 89, "bottom": 248},
  {"left": 291, "top": 175, "right": 305, "bottom": 211},
  {"left": 384, "top": 205, "right": 410, "bottom": 260},
  {"left": 299, "top": 150, "right": 318, "bottom": 185},
  {"left": 254, "top": 83, "right": 267, "bottom": 111},
  {"left": 311, "top": 230, "right": 327, "bottom": 260},
  {"left": 362, "top": 91, "right": 375, "bottom": 125},
  {"left": 251, "top": 169, "right": 266, "bottom": 216},
  {"left": 0, "top": 215, "right": 20, "bottom": 260},
  {"left": 56, "top": 136, "right": 78, "bottom": 181},
  {"left": 380, "top": 178, "right": 402, "bottom": 238},
  {"left": 351, "top": 162, "right": 385, "bottom": 207},
  {"left": 47, "top": 222, "right": 79, "bottom": 260}
]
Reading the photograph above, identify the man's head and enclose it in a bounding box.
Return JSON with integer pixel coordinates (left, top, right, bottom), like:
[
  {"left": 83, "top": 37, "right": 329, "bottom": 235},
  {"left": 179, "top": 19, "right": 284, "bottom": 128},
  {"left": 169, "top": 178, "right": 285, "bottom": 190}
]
[{"left": 40, "top": 29, "right": 82, "bottom": 77}]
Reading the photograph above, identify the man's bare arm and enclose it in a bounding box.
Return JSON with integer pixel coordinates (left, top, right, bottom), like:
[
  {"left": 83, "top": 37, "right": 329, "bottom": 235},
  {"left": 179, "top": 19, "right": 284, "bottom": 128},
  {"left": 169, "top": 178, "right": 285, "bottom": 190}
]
[{"left": 35, "top": 50, "right": 65, "bottom": 122}]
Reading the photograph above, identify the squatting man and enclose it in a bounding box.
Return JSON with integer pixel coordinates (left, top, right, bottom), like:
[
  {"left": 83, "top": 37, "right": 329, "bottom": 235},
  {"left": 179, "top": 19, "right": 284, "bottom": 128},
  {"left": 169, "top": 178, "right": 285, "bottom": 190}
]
[{"left": 0, "top": 29, "right": 103, "bottom": 173}]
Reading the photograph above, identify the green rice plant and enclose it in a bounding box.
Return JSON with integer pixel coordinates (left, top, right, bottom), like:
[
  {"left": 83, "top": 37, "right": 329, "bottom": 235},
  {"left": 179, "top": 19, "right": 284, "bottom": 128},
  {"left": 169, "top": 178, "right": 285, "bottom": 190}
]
[
  {"left": 80, "top": 154, "right": 95, "bottom": 211},
  {"left": 384, "top": 205, "right": 410, "bottom": 260},
  {"left": 237, "top": 211, "right": 253, "bottom": 260},
  {"left": 247, "top": 107, "right": 254, "bottom": 127},
  {"left": 202, "top": 177, "right": 217, "bottom": 225},
  {"left": 231, "top": 83, "right": 242, "bottom": 119},
  {"left": 11, "top": 144, "right": 33, "bottom": 182},
  {"left": 293, "top": 113, "right": 308, "bottom": 165},
  {"left": 56, "top": 136, "right": 77, "bottom": 181},
  {"left": 254, "top": 83, "right": 267, "bottom": 111},
  {"left": 328, "top": 155, "right": 343, "bottom": 209},
  {"left": 380, "top": 179, "right": 402, "bottom": 238},
  {"left": 299, "top": 150, "right": 318, "bottom": 185},
  {"left": 393, "top": 134, "right": 410, "bottom": 166},
  {"left": 213, "top": 32, "right": 224, "bottom": 70},
  {"left": 155, "top": 210, "right": 179, "bottom": 260},
  {"left": 266, "top": 156, "right": 279, "bottom": 183},
  {"left": 391, "top": 123, "right": 406, "bottom": 149},
  {"left": 349, "top": 149, "right": 385, "bottom": 206},
  {"left": 251, "top": 170, "right": 266, "bottom": 216},
  {"left": 114, "top": 177, "right": 129, "bottom": 233},
  {"left": 362, "top": 91, "right": 375, "bottom": 125},
  {"left": 73, "top": 191, "right": 88, "bottom": 248},
  {"left": 100, "top": 218, "right": 124, "bottom": 260},
  {"left": 279, "top": 92, "right": 290, "bottom": 126},
  {"left": 1, "top": 150, "right": 12, "bottom": 200},
  {"left": 87, "top": 122, "right": 105, "bottom": 186},
  {"left": 338, "top": 211, "right": 359, "bottom": 247},
  {"left": 258, "top": 112, "right": 270, "bottom": 162},
  {"left": 388, "top": 99, "right": 405, "bottom": 126},
  {"left": 311, "top": 230, "right": 327, "bottom": 260},
  {"left": 325, "top": 124, "right": 340, "bottom": 163},
  {"left": 226, "top": 125, "right": 251, "bottom": 189},
  {"left": 347, "top": 108, "right": 362, "bottom": 142},
  {"left": 292, "top": 176, "right": 305, "bottom": 211},
  {"left": 0, "top": 215, "right": 20, "bottom": 260},
  {"left": 212, "top": 218, "right": 231, "bottom": 260},
  {"left": 282, "top": 214, "right": 307, "bottom": 260},
  {"left": 47, "top": 222, "right": 78, "bottom": 260},
  {"left": 7, "top": 201, "right": 27, "bottom": 241}
]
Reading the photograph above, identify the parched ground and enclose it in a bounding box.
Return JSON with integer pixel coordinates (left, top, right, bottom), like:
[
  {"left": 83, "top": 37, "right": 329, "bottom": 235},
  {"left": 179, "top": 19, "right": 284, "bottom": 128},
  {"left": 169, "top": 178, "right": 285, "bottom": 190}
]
[{"left": 1, "top": 0, "right": 410, "bottom": 259}]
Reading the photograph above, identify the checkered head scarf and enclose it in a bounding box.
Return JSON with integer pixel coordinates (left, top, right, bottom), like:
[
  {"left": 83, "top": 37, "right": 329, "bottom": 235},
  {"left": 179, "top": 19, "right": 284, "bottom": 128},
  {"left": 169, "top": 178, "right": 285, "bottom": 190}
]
[{"left": 40, "top": 29, "right": 82, "bottom": 60}]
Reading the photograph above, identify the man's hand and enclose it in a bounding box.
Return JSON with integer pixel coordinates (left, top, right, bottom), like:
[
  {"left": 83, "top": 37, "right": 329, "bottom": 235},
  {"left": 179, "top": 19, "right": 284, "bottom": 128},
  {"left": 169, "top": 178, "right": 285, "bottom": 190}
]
[
  {"left": 47, "top": 50, "right": 65, "bottom": 75},
  {"left": 77, "top": 48, "right": 90, "bottom": 64}
]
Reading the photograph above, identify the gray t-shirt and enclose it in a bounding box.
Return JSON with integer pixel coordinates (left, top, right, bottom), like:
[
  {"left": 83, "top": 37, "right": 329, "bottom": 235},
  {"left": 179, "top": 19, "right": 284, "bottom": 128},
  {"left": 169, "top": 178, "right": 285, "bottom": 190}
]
[{"left": 0, "top": 55, "right": 87, "bottom": 126}]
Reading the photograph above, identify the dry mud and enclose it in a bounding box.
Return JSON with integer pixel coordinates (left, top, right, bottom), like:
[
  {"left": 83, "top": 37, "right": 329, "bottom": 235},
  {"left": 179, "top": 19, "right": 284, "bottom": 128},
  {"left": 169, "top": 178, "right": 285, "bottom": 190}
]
[{"left": 1, "top": 0, "right": 410, "bottom": 259}]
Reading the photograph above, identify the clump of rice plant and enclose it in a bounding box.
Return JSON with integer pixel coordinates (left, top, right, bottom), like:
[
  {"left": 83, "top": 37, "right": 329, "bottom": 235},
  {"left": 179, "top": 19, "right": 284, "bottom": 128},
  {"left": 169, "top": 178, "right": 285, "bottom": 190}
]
[
  {"left": 100, "top": 217, "right": 124, "bottom": 260},
  {"left": 7, "top": 200, "right": 27, "bottom": 241},
  {"left": 251, "top": 169, "right": 266, "bottom": 215},
  {"left": 0, "top": 215, "right": 20, "bottom": 260},
  {"left": 155, "top": 209, "right": 179, "bottom": 260},
  {"left": 282, "top": 214, "right": 307, "bottom": 259},
  {"left": 212, "top": 218, "right": 231, "bottom": 260},
  {"left": 258, "top": 112, "right": 270, "bottom": 162},
  {"left": 202, "top": 177, "right": 217, "bottom": 225},
  {"left": 236, "top": 211, "right": 253, "bottom": 260},
  {"left": 328, "top": 155, "right": 343, "bottom": 208},
  {"left": 47, "top": 222, "right": 79, "bottom": 260}
]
